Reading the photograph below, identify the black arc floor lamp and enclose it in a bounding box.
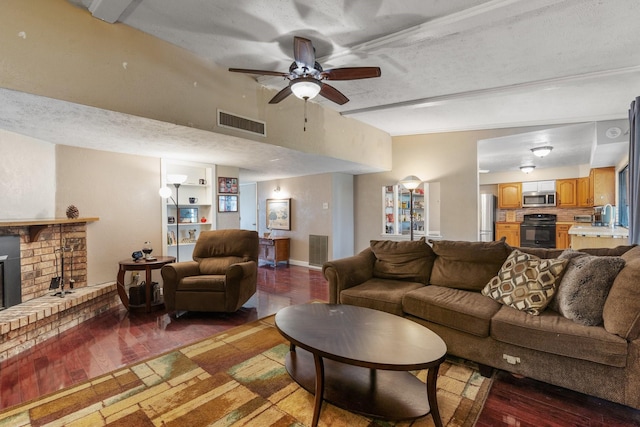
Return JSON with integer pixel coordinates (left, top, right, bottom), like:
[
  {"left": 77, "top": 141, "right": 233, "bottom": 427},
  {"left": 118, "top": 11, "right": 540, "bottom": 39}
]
[
  {"left": 399, "top": 175, "right": 422, "bottom": 241},
  {"left": 159, "top": 174, "right": 188, "bottom": 261}
]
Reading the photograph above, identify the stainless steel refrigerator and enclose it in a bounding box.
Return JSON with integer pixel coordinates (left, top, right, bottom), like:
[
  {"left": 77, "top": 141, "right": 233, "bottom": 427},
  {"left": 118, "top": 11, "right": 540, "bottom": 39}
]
[{"left": 479, "top": 194, "right": 496, "bottom": 242}]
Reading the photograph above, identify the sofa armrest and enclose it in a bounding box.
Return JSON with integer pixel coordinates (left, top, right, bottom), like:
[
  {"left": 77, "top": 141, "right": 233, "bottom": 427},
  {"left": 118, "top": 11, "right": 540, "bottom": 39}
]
[
  {"left": 323, "top": 248, "right": 376, "bottom": 303},
  {"left": 161, "top": 261, "right": 200, "bottom": 310},
  {"left": 225, "top": 261, "right": 258, "bottom": 311}
]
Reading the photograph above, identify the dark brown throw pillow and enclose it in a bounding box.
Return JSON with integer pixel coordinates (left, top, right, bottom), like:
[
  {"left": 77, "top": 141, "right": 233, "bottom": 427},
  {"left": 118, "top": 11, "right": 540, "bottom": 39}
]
[
  {"left": 549, "top": 249, "right": 625, "bottom": 326},
  {"left": 429, "top": 238, "right": 511, "bottom": 291},
  {"left": 370, "top": 237, "right": 435, "bottom": 284}
]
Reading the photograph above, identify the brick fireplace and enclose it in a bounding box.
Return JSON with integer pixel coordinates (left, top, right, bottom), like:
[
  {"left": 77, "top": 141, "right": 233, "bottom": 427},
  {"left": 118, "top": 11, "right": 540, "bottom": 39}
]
[{"left": 0, "top": 218, "right": 119, "bottom": 362}]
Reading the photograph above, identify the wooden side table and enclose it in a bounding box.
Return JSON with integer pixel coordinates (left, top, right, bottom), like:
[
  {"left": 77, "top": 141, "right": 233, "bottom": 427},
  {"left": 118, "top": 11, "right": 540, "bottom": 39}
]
[
  {"left": 259, "top": 237, "right": 290, "bottom": 267},
  {"left": 116, "top": 256, "right": 175, "bottom": 312}
]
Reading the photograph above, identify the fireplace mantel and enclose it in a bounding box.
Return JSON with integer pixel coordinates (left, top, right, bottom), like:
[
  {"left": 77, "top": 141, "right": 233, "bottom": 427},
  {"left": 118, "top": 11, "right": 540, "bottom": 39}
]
[{"left": 0, "top": 217, "right": 99, "bottom": 242}]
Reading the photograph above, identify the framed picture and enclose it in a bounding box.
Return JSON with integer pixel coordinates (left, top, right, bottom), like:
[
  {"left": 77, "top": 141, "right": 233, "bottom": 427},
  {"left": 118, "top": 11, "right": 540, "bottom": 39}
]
[
  {"left": 266, "top": 198, "right": 291, "bottom": 230},
  {"left": 218, "top": 177, "right": 238, "bottom": 194},
  {"left": 218, "top": 195, "right": 238, "bottom": 212},
  {"left": 179, "top": 208, "right": 198, "bottom": 223}
]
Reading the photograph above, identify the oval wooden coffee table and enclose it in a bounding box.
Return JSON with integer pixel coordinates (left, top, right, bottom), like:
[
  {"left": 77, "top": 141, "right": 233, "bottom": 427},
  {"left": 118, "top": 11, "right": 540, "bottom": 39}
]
[{"left": 275, "top": 303, "right": 447, "bottom": 427}]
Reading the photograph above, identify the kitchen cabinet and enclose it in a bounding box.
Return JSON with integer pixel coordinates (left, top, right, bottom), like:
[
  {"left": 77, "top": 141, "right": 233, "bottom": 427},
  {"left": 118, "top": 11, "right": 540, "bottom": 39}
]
[
  {"left": 495, "top": 222, "right": 520, "bottom": 247},
  {"left": 382, "top": 184, "right": 426, "bottom": 237},
  {"left": 498, "top": 183, "right": 522, "bottom": 209},
  {"left": 556, "top": 179, "right": 577, "bottom": 208},
  {"left": 555, "top": 223, "right": 573, "bottom": 249},
  {"left": 589, "top": 167, "right": 615, "bottom": 206},
  {"left": 577, "top": 177, "right": 591, "bottom": 207},
  {"left": 259, "top": 237, "right": 290, "bottom": 266}
]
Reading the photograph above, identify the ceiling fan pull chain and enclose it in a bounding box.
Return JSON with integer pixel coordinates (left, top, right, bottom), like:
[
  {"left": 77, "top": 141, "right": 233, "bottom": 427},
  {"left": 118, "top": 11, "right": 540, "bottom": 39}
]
[{"left": 304, "top": 99, "right": 308, "bottom": 132}]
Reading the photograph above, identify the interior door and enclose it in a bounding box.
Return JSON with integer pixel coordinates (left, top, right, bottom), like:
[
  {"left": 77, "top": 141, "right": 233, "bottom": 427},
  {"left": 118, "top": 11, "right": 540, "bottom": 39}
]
[{"left": 239, "top": 183, "right": 257, "bottom": 231}]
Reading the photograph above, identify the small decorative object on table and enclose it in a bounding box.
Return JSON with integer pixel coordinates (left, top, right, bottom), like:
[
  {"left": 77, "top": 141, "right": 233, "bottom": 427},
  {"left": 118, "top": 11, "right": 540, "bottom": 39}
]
[
  {"left": 142, "top": 241, "right": 156, "bottom": 261},
  {"left": 66, "top": 205, "right": 79, "bottom": 219}
]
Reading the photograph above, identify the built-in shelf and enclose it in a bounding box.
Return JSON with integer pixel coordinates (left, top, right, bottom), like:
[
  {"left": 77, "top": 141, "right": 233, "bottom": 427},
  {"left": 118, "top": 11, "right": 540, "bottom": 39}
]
[{"left": 0, "top": 217, "right": 100, "bottom": 242}]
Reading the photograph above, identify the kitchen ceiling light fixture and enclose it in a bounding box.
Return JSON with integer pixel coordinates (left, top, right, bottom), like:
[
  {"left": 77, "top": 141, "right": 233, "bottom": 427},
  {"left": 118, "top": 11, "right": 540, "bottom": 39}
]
[
  {"left": 520, "top": 165, "right": 536, "bottom": 174},
  {"left": 531, "top": 146, "right": 553, "bottom": 157},
  {"left": 290, "top": 78, "right": 322, "bottom": 100}
]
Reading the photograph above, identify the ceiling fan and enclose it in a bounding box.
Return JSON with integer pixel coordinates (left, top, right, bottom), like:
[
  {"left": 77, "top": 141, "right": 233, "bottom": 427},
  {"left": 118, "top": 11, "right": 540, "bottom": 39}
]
[{"left": 229, "top": 36, "right": 381, "bottom": 105}]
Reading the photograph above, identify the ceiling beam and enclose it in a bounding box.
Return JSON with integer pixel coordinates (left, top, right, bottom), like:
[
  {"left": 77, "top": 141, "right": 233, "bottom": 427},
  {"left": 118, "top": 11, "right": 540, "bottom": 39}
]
[{"left": 88, "top": 0, "right": 135, "bottom": 23}]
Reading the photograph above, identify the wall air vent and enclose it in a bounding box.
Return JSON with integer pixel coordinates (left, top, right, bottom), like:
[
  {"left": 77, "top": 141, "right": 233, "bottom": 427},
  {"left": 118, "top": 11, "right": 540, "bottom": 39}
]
[
  {"left": 217, "top": 110, "right": 266, "bottom": 137},
  {"left": 309, "top": 235, "right": 328, "bottom": 267}
]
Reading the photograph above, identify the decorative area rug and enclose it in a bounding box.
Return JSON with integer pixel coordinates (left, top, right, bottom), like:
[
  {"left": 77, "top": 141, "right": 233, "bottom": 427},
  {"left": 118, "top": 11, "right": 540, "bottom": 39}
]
[{"left": 0, "top": 315, "right": 492, "bottom": 427}]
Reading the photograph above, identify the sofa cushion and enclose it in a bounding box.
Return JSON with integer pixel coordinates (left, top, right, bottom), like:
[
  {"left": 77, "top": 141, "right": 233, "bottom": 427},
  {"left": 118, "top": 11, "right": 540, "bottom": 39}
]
[
  {"left": 482, "top": 249, "right": 566, "bottom": 315},
  {"left": 403, "top": 285, "right": 502, "bottom": 337},
  {"left": 429, "top": 238, "right": 511, "bottom": 291},
  {"left": 340, "top": 278, "right": 424, "bottom": 316},
  {"left": 491, "top": 306, "right": 628, "bottom": 367},
  {"left": 370, "top": 238, "right": 435, "bottom": 284},
  {"left": 548, "top": 249, "right": 625, "bottom": 326},
  {"left": 603, "top": 248, "right": 640, "bottom": 340}
]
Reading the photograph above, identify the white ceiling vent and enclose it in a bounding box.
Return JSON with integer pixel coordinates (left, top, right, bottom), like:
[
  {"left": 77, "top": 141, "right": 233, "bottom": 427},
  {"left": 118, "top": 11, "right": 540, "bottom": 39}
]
[{"left": 217, "top": 110, "right": 266, "bottom": 137}]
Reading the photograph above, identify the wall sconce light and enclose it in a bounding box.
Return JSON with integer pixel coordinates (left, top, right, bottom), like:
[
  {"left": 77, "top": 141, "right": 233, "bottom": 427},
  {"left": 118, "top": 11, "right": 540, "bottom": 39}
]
[
  {"left": 531, "top": 146, "right": 553, "bottom": 157},
  {"left": 520, "top": 165, "right": 536, "bottom": 174}
]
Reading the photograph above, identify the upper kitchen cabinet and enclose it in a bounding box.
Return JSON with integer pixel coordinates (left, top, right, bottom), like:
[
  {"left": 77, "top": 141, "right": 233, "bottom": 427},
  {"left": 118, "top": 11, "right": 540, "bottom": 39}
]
[
  {"left": 498, "top": 182, "right": 522, "bottom": 209},
  {"left": 589, "top": 167, "right": 615, "bottom": 206},
  {"left": 556, "top": 179, "right": 577, "bottom": 208},
  {"left": 577, "top": 177, "right": 591, "bottom": 207}
]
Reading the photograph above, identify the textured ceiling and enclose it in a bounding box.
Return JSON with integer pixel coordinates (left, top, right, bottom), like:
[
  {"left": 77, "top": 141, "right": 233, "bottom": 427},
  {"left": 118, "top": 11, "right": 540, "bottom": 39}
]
[{"left": 8, "top": 0, "right": 640, "bottom": 178}]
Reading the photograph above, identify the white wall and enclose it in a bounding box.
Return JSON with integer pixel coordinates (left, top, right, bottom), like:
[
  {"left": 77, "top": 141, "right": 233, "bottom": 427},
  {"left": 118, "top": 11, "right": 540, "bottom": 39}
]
[{"left": 0, "top": 130, "right": 55, "bottom": 219}]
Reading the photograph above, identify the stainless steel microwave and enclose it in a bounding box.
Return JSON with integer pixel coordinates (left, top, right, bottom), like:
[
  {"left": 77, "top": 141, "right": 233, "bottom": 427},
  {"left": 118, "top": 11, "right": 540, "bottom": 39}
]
[{"left": 522, "top": 192, "right": 556, "bottom": 208}]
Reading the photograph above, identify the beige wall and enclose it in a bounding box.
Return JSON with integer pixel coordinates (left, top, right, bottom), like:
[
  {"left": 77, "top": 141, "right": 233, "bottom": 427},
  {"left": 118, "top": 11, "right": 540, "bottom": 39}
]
[
  {"left": 1, "top": 0, "right": 391, "bottom": 171},
  {"left": 257, "top": 174, "right": 334, "bottom": 264},
  {"left": 0, "top": 130, "right": 56, "bottom": 219},
  {"left": 55, "top": 145, "right": 162, "bottom": 285}
]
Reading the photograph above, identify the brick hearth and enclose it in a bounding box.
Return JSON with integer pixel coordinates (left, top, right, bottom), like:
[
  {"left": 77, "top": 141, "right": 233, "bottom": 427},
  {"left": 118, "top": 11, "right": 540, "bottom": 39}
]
[{"left": 0, "top": 220, "right": 118, "bottom": 361}]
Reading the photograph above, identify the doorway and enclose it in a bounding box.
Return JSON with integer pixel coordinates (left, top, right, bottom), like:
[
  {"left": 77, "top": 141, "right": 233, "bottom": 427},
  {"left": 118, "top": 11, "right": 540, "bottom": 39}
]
[{"left": 240, "top": 183, "right": 257, "bottom": 231}]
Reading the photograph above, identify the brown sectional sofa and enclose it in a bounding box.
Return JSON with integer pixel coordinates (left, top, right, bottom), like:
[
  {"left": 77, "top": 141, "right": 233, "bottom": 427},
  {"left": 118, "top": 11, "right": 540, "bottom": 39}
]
[{"left": 323, "top": 238, "right": 640, "bottom": 409}]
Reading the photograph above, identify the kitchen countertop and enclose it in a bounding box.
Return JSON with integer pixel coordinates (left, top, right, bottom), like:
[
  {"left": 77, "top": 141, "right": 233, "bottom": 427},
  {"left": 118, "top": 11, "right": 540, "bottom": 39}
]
[{"left": 568, "top": 224, "right": 629, "bottom": 238}]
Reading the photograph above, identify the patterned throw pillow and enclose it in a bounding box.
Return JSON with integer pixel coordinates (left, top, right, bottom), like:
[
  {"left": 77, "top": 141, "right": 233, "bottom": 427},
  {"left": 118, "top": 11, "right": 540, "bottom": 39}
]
[{"left": 482, "top": 249, "right": 567, "bottom": 315}]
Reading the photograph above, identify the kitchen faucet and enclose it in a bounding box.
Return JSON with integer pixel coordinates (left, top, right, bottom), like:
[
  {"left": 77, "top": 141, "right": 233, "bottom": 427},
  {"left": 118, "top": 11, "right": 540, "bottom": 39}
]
[{"left": 603, "top": 204, "right": 615, "bottom": 228}]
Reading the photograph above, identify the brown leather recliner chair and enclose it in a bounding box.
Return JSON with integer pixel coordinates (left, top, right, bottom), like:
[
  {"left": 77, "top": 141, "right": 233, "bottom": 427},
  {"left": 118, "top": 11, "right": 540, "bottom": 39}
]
[{"left": 161, "top": 229, "right": 259, "bottom": 313}]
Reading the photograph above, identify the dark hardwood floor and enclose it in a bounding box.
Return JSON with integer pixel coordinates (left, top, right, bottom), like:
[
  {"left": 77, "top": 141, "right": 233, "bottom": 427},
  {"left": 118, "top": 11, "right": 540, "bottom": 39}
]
[{"left": 1, "top": 264, "right": 639, "bottom": 426}]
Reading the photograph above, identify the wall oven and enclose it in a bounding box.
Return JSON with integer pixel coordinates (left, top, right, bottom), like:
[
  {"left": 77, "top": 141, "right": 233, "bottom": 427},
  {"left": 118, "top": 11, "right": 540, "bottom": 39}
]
[
  {"left": 520, "top": 214, "right": 557, "bottom": 248},
  {"left": 522, "top": 192, "right": 556, "bottom": 208}
]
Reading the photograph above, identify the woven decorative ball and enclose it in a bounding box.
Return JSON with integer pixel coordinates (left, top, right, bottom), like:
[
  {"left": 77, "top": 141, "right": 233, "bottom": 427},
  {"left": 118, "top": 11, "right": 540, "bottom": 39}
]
[{"left": 66, "top": 205, "right": 80, "bottom": 219}]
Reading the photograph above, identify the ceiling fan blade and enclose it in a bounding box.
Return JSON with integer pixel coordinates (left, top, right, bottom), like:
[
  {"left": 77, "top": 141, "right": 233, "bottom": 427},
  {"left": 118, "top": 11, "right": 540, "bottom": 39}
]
[
  {"left": 269, "top": 86, "right": 293, "bottom": 104},
  {"left": 294, "top": 37, "right": 315, "bottom": 69},
  {"left": 319, "top": 83, "right": 349, "bottom": 105},
  {"left": 229, "top": 68, "right": 288, "bottom": 77},
  {"left": 321, "top": 67, "right": 381, "bottom": 80}
]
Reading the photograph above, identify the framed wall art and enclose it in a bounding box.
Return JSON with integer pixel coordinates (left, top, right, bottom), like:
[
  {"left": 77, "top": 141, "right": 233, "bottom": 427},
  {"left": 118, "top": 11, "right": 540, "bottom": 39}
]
[
  {"left": 179, "top": 208, "right": 198, "bottom": 223},
  {"left": 218, "top": 177, "right": 238, "bottom": 194},
  {"left": 266, "top": 198, "right": 291, "bottom": 230},
  {"left": 218, "top": 195, "right": 238, "bottom": 212}
]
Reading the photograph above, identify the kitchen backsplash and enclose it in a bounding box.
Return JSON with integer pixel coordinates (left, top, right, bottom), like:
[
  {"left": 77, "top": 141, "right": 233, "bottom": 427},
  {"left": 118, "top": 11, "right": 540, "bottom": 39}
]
[{"left": 496, "top": 206, "right": 594, "bottom": 223}]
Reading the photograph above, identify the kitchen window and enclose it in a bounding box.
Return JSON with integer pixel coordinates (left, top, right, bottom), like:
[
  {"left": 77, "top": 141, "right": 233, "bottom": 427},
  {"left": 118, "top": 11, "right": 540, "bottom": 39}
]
[{"left": 619, "top": 165, "right": 629, "bottom": 227}]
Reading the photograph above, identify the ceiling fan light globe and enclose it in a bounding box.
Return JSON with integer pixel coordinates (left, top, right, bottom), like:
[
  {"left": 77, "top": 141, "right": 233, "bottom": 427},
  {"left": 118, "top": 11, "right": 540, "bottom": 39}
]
[{"left": 290, "top": 78, "right": 321, "bottom": 100}]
